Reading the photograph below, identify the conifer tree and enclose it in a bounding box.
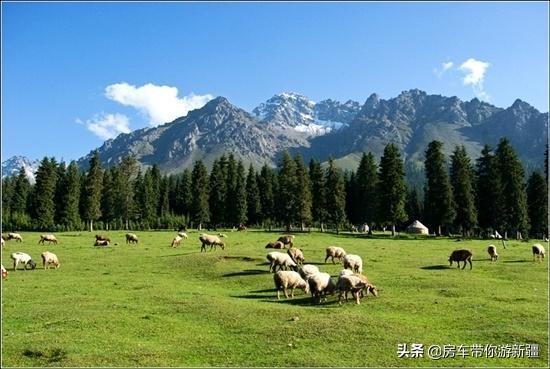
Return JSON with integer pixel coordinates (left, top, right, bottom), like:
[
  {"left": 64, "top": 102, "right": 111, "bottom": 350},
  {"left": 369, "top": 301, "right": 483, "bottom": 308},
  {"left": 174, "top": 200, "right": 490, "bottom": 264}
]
[
  {"left": 475, "top": 145, "right": 502, "bottom": 233},
  {"left": 309, "top": 159, "right": 327, "bottom": 232},
  {"left": 54, "top": 162, "right": 67, "bottom": 225},
  {"left": 225, "top": 154, "right": 238, "bottom": 226},
  {"left": 191, "top": 160, "right": 210, "bottom": 230},
  {"left": 345, "top": 171, "right": 359, "bottom": 225},
  {"left": 63, "top": 161, "right": 82, "bottom": 229},
  {"left": 526, "top": 171, "right": 548, "bottom": 238},
  {"left": 294, "top": 155, "right": 312, "bottom": 231},
  {"left": 179, "top": 169, "right": 192, "bottom": 222},
  {"left": 10, "top": 167, "right": 32, "bottom": 229},
  {"left": 277, "top": 152, "right": 298, "bottom": 231},
  {"left": 325, "top": 159, "right": 346, "bottom": 234},
  {"left": 101, "top": 167, "right": 116, "bottom": 229},
  {"left": 258, "top": 164, "right": 276, "bottom": 229},
  {"left": 118, "top": 156, "right": 138, "bottom": 229},
  {"left": 450, "top": 146, "right": 477, "bottom": 236},
  {"left": 356, "top": 152, "right": 378, "bottom": 225},
  {"left": 233, "top": 161, "right": 248, "bottom": 225},
  {"left": 246, "top": 164, "right": 261, "bottom": 226},
  {"left": 32, "top": 157, "right": 58, "bottom": 230},
  {"left": 423, "top": 141, "right": 455, "bottom": 235},
  {"left": 377, "top": 144, "right": 407, "bottom": 236},
  {"left": 209, "top": 157, "right": 227, "bottom": 228},
  {"left": 405, "top": 187, "right": 423, "bottom": 224},
  {"left": 82, "top": 152, "right": 103, "bottom": 231}
]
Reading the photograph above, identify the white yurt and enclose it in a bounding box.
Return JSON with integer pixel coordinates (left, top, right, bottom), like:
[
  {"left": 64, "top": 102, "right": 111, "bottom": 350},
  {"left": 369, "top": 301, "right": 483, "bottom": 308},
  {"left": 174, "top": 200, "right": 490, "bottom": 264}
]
[{"left": 406, "top": 220, "right": 429, "bottom": 235}]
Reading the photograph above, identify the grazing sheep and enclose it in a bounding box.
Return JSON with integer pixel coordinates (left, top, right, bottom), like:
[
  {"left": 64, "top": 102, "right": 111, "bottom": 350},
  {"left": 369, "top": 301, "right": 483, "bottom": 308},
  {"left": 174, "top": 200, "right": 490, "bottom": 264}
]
[
  {"left": 7, "top": 233, "right": 23, "bottom": 242},
  {"left": 449, "top": 249, "right": 473, "bottom": 270},
  {"left": 277, "top": 235, "right": 295, "bottom": 248},
  {"left": 41, "top": 251, "right": 60, "bottom": 270},
  {"left": 487, "top": 244, "right": 498, "bottom": 262},
  {"left": 38, "top": 234, "right": 58, "bottom": 245},
  {"left": 343, "top": 254, "right": 363, "bottom": 274},
  {"left": 265, "top": 241, "right": 285, "bottom": 249},
  {"left": 177, "top": 232, "right": 189, "bottom": 239},
  {"left": 273, "top": 271, "right": 309, "bottom": 299},
  {"left": 287, "top": 247, "right": 305, "bottom": 265},
  {"left": 237, "top": 224, "right": 247, "bottom": 231},
  {"left": 325, "top": 246, "right": 347, "bottom": 264},
  {"left": 308, "top": 272, "right": 336, "bottom": 304},
  {"left": 338, "top": 275, "right": 368, "bottom": 304},
  {"left": 94, "top": 239, "right": 109, "bottom": 247},
  {"left": 1, "top": 265, "right": 8, "bottom": 279},
  {"left": 199, "top": 234, "right": 225, "bottom": 252},
  {"left": 298, "top": 264, "right": 320, "bottom": 280},
  {"left": 171, "top": 235, "right": 184, "bottom": 248},
  {"left": 266, "top": 252, "right": 297, "bottom": 273},
  {"left": 10, "top": 252, "right": 36, "bottom": 271},
  {"left": 532, "top": 244, "right": 545, "bottom": 261},
  {"left": 125, "top": 233, "right": 139, "bottom": 244},
  {"left": 95, "top": 234, "right": 110, "bottom": 243}
]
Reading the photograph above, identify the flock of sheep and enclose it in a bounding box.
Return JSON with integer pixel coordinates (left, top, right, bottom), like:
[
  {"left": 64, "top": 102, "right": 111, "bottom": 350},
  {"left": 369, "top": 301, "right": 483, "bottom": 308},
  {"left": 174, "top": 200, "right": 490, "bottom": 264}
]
[{"left": 448, "top": 243, "right": 546, "bottom": 270}]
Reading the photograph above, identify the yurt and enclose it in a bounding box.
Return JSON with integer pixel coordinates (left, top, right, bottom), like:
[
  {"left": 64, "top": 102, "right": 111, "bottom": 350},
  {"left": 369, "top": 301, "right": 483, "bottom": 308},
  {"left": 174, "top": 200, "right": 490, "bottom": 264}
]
[{"left": 406, "top": 220, "right": 429, "bottom": 235}]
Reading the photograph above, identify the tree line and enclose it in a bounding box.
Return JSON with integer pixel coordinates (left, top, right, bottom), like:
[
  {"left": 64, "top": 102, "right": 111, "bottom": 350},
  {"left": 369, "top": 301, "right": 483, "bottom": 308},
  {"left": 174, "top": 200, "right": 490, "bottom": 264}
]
[{"left": 1, "top": 137, "right": 547, "bottom": 238}]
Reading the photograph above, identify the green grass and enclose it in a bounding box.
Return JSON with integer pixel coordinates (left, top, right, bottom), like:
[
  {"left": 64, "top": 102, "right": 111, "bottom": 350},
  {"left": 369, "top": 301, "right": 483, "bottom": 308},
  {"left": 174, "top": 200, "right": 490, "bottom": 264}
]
[{"left": 1, "top": 231, "right": 548, "bottom": 367}]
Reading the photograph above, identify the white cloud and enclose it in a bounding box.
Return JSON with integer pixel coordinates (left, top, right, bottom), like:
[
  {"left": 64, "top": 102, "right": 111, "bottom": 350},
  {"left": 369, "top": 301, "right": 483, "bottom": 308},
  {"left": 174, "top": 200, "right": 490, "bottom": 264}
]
[
  {"left": 105, "top": 82, "right": 213, "bottom": 126},
  {"left": 77, "top": 113, "right": 131, "bottom": 140},
  {"left": 459, "top": 58, "right": 490, "bottom": 100},
  {"left": 434, "top": 61, "right": 454, "bottom": 78}
]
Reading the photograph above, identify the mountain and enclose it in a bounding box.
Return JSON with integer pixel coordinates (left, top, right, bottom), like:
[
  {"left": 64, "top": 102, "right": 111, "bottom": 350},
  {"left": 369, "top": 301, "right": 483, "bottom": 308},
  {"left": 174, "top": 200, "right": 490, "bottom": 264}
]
[
  {"left": 73, "top": 90, "right": 547, "bottom": 178},
  {"left": 252, "top": 92, "right": 360, "bottom": 136},
  {"left": 2, "top": 156, "right": 39, "bottom": 183}
]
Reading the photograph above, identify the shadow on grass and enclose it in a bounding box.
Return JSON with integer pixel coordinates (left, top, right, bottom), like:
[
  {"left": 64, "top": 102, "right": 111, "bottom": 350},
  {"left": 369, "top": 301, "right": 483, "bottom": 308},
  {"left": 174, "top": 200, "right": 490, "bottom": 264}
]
[
  {"left": 420, "top": 265, "right": 451, "bottom": 270},
  {"left": 222, "top": 269, "right": 269, "bottom": 277},
  {"left": 23, "top": 348, "right": 68, "bottom": 363},
  {"left": 232, "top": 293, "right": 340, "bottom": 307},
  {"left": 502, "top": 260, "right": 530, "bottom": 263},
  {"left": 223, "top": 256, "right": 261, "bottom": 262}
]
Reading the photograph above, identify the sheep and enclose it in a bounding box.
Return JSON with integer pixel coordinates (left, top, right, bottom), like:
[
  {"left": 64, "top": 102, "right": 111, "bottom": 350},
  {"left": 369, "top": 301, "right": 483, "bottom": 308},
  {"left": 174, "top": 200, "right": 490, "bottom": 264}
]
[
  {"left": 265, "top": 241, "right": 285, "bottom": 249},
  {"left": 1, "top": 264, "right": 7, "bottom": 280},
  {"left": 338, "top": 275, "right": 368, "bottom": 304},
  {"left": 532, "top": 244, "right": 545, "bottom": 262},
  {"left": 7, "top": 233, "right": 23, "bottom": 242},
  {"left": 448, "top": 249, "right": 473, "bottom": 270},
  {"left": 177, "top": 232, "right": 189, "bottom": 239},
  {"left": 171, "top": 235, "right": 183, "bottom": 248},
  {"left": 94, "top": 239, "right": 109, "bottom": 247},
  {"left": 125, "top": 233, "right": 139, "bottom": 244},
  {"left": 41, "top": 251, "right": 60, "bottom": 270},
  {"left": 199, "top": 234, "right": 225, "bottom": 252},
  {"left": 325, "top": 246, "right": 347, "bottom": 264},
  {"left": 487, "top": 244, "right": 498, "bottom": 262},
  {"left": 277, "top": 235, "right": 295, "bottom": 248},
  {"left": 308, "top": 272, "right": 336, "bottom": 304},
  {"left": 10, "top": 252, "right": 36, "bottom": 271},
  {"left": 298, "top": 264, "right": 320, "bottom": 280},
  {"left": 38, "top": 234, "right": 58, "bottom": 245},
  {"left": 237, "top": 224, "right": 247, "bottom": 231},
  {"left": 95, "top": 234, "right": 111, "bottom": 243},
  {"left": 287, "top": 247, "right": 305, "bottom": 265},
  {"left": 343, "top": 254, "right": 363, "bottom": 274},
  {"left": 273, "top": 271, "right": 309, "bottom": 299},
  {"left": 266, "top": 252, "right": 297, "bottom": 273}
]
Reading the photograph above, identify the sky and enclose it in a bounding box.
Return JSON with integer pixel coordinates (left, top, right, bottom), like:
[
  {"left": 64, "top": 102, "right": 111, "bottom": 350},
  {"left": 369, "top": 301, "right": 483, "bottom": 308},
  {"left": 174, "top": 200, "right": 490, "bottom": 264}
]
[{"left": 2, "top": 1, "right": 548, "bottom": 162}]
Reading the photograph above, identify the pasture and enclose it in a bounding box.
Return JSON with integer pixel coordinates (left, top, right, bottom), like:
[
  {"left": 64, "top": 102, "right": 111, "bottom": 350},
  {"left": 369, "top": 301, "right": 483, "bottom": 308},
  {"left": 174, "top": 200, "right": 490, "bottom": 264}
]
[{"left": 1, "top": 231, "right": 548, "bottom": 367}]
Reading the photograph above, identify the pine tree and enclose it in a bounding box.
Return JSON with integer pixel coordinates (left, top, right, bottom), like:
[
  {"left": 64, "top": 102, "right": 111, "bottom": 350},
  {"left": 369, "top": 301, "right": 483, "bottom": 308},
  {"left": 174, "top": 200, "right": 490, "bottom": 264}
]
[
  {"left": 277, "top": 152, "right": 298, "bottom": 231},
  {"left": 140, "top": 168, "right": 157, "bottom": 228},
  {"left": 2, "top": 177, "right": 15, "bottom": 228},
  {"left": 63, "top": 161, "right": 82, "bottom": 229},
  {"left": 450, "top": 146, "right": 477, "bottom": 236},
  {"left": 495, "top": 138, "right": 529, "bottom": 238},
  {"left": 325, "top": 159, "right": 346, "bottom": 233},
  {"left": 233, "top": 161, "right": 248, "bottom": 226},
  {"left": 345, "top": 171, "right": 359, "bottom": 225},
  {"left": 101, "top": 167, "right": 116, "bottom": 229},
  {"left": 179, "top": 169, "right": 192, "bottom": 222},
  {"left": 309, "top": 159, "right": 327, "bottom": 232},
  {"left": 158, "top": 176, "right": 170, "bottom": 218},
  {"left": 10, "top": 167, "right": 32, "bottom": 229},
  {"left": 32, "top": 157, "right": 58, "bottom": 230},
  {"left": 225, "top": 154, "right": 238, "bottom": 226},
  {"left": 526, "top": 171, "right": 548, "bottom": 238},
  {"left": 246, "top": 164, "right": 261, "bottom": 226},
  {"left": 423, "top": 141, "right": 455, "bottom": 235},
  {"left": 405, "top": 187, "right": 423, "bottom": 224},
  {"left": 118, "top": 156, "right": 138, "bottom": 229},
  {"left": 82, "top": 152, "right": 103, "bottom": 231},
  {"left": 294, "top": 155, "right": 312, "bottom": 231},
  {"left": 191, "top": 160, "right": 210, "bottom": 230},
  {"left": 475, "top": 145, "right": 502, "bottom": 233},
  {"left": 356, "top": 152, "right": 378, "bottom": 225},
  {"left": 209, "top": 157, "right": 227, "bottom": 228},
  {"left": 54, "top": 162, "right": 67, "bottom": 226},
  {"left": 151, "top": 165, "right": 162, "bottom": 221},
  {"left": 377, "top": 144, "right": 407, "bottom": 236},
  {"left": 258, "top": 164, "right": 277, "bottom": 229}
]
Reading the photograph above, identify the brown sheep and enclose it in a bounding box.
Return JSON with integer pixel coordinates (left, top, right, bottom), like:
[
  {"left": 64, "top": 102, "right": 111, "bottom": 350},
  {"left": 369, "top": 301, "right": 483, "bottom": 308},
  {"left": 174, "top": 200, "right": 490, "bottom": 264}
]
[
  {"left": 277, "top": 235, "right": 295, "bottom": 248},
  {"left": 325, "top": 246, "right": 347, "bottom": 264},
  {"left": 95, "top": 234, "right": 111, "bottom": 243},
  {"left": 265, "top": 241, "right": 285, "bottom": 249},
  {"left": 287, "top": 247, "right": 305, "bottom": 265},
  {"left": 449, "top": 249, "right": 473, "bottom": 270},
  {"left": 39, "top": 234, "right": 58, "bottom": 245},
  {"left": 199, "top": 234, "right": 225, "bottom": 252}
]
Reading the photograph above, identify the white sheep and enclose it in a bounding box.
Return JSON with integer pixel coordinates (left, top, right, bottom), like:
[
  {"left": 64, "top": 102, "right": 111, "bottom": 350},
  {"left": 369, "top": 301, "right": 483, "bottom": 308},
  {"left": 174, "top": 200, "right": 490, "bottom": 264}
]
[
  {"left": 41, "top": 251, "right": 60, "bottom": 270},
  {"left": 273, "top": 271, "right": 309, "bottom": 299},
  {"left": 487, "top": 244, "right": 498, "bottom": 262},
  {"left": 287, "top": 247, "right": 305, "bottom": 265},
  {"left": 39, "top": 234, "right": 58, "bottom": 245},
  {"left": 343, "top": 254, "right": 363, "bottom": 274},
  {"left": 532, "top": 243, "right": 545, "bottom": 262},
  {"left": 171, "top": 235, "right": 183, "bottom": 248},
  {"left": 308, "top": 272, "right": 336, "bottom": 304},
  {"left": 94, "top": 239, "right": 109, "bottom": 247},
  {"left": 298, "top": 264, "right": 320, "bottom": 280},
  {"left": 10, "top": 252, "right": 36, "bottom": 271},
  {"left": 126, "top": 233, "right": 139, "bottom": 244},
  {"left": 199, "top": 234, "right": 225, "bottom": 252},
  {"left": 8, "top": 233, "right": 23, "bottom": 242},
  {"left": 325, "top": 246, "right": 347, "bottom": 264},
  {"left": 178, "top": 232, "right": 189, "bottom": 239},
  {"left": 266, "top": 252, "right": 297, "bottom": 273},
  {"left": 338, "top": 275, "right": 368, "bottom": 304}
]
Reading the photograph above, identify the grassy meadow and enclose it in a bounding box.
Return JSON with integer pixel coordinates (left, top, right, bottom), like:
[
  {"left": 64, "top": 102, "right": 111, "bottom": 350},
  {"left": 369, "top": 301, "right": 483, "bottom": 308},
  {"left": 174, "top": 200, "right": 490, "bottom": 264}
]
[{"left": 1, "top": 230, "right": 548, "bottom": 367}]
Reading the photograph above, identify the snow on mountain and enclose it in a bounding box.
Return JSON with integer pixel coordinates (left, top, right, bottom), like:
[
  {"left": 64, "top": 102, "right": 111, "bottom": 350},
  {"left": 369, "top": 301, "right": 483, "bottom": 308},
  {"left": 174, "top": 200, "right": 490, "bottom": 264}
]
[{"left": 2, "top": 155, "right": 39, "bottom": 183}]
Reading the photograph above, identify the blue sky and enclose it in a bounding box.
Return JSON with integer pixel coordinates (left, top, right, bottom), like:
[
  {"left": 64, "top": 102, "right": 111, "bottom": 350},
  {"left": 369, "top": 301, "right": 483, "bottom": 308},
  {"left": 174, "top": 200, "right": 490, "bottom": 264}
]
[{"left": 2, "top": 1, "right": 548, "bottom": 161}]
